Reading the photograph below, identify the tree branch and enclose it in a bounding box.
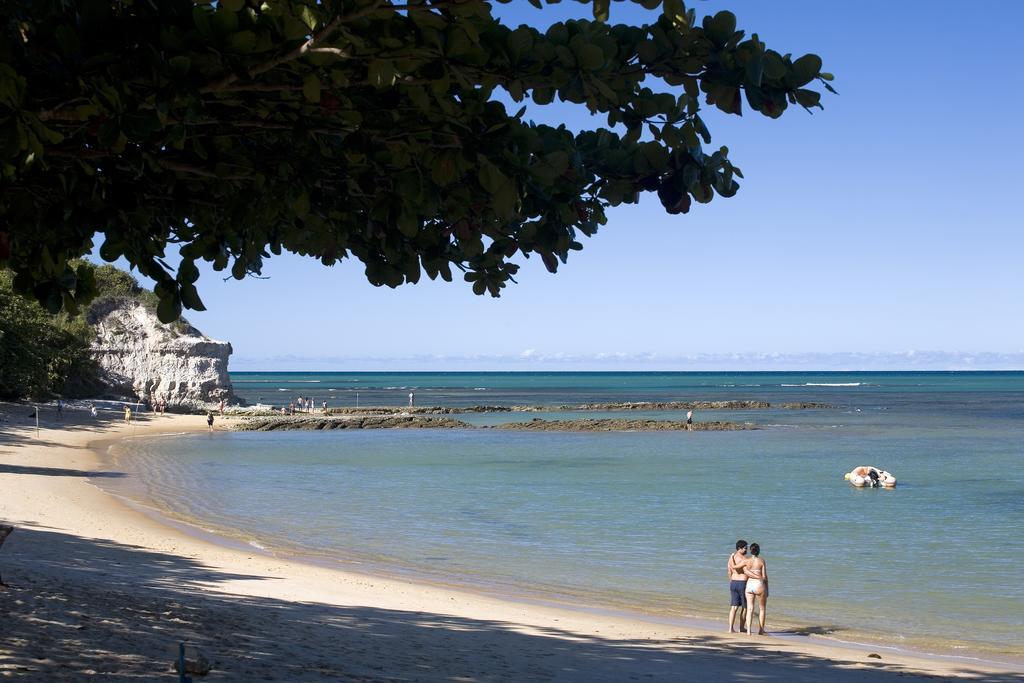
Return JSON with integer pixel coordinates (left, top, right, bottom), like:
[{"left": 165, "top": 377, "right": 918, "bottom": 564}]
[{"left": 199, "top": 1, "right": 395, "bottom": 94}]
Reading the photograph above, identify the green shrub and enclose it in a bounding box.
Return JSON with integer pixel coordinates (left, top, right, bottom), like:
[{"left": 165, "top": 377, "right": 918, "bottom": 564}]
[{"left": 0, "top": 270, "right": 96, "bottom": 399}]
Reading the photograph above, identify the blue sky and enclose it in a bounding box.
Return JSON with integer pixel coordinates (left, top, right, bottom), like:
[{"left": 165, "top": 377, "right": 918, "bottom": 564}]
[{"left": 103, "top": 1, "right": 1024, "bottom": 370}]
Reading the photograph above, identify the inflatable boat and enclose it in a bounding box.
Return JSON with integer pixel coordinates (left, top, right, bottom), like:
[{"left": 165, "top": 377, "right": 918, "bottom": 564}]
[{"left": 845, "top": 466, "right": 896, "bottom": 488}]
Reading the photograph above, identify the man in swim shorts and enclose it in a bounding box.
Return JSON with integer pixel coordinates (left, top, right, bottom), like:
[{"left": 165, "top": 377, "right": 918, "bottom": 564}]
[{"left": 727, "top": 539, "right": 749, "bottom": 633}]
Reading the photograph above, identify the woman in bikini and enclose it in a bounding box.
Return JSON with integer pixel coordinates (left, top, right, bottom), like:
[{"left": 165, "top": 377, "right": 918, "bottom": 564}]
[{"left": 744, "top": 543, "right": 768, "bottom": 635}]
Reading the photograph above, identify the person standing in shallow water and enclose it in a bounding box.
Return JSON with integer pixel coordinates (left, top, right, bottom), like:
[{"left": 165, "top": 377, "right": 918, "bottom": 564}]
[
  {"left": 206, "top": 411, "right": 214, "bottom": 432},
  {"left": 727, "top": 540, "right": 748, "bottom": 632},
  {"left": 744, "top": 543, "right": 769, "bottom": 635}
]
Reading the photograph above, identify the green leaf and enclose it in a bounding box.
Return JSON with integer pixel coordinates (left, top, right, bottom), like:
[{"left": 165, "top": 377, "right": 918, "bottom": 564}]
[
  {"left": 663, "top": 0, "right": 687, "bottom": 29},
  {"left": 431, "top": 154, "right": 457, "bottom": 186},
  {"left": 492, "top": 182, "right": 516, "bottom": 220},
  {"left": 794, "top": 88, "right": 821, "bottom": 109},
  {"left": 168, "top": 55, "right": 191, "bottom": 76},
  {"left": 179, "top": 283, "right": 206, "bottom": 311},
  {"left": 593, "top": 0, "right": 610, "bottom": 22},
  {"left": 745, "top": 51, "right": 764, "bottom": 87},
  {"left": 477, "top": 159, "right": 508, "bottom": 194},
  {"left": 225, "top": 30, "right": 256, "bottom": 53},
  {"left": 367, "top": 60, "right": 397, "bottom": 88},
  {"left": 703, "top": 11, "right": 737, "bottom": 46},
  {"left": 637, "top": 40, "right": 658, "bottom": 64},
  {"left": 211, "top": 8, "right": 239, "bottom": 37},
  {"left": 790, "top": 53, "right": 822, "bottom": 88},
  {"left": 156, "top": 294, "right": 182, "bottom": 324},
  {"left": 302, "top": 74, "right": 321, "bottom": 102},
  {"left": 177, "top": 259, "right": 200, "bottom": 284},
  {"left": 293, "top": 191, "right": 311, "bottom": 217},
  {"left": 299, "top": 5, "right": 318, "bottom": 31},
  {"left": 577, "top": 44, "right": 604, "bottom": 71},
  {"left": 397, "top": 211, "right": 420, "bottom": 237}
]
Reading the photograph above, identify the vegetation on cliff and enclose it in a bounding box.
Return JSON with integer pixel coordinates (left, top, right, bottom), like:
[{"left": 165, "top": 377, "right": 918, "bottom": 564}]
[
  {"left": 0, "top": 262, "right": 178, "bottom": 398},
  {"left": 0, "top": 268, "right": 95, "bottom": 399}
]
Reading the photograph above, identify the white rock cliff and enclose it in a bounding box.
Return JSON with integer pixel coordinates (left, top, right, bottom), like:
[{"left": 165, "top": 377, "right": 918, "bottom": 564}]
[{"left": 87, "top": 298, "right": 237, "bottom": 409}]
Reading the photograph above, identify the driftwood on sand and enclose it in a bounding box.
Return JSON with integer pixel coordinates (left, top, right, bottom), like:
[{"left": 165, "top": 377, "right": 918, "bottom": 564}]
[{"left": 0, "top": 524, "right": 13, "bottom": 587}]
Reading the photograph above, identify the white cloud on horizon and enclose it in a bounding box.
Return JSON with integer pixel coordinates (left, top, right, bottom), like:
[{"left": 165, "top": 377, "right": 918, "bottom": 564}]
[{"left": 230, "top": 350, "right": 1024, "bottom": 372}]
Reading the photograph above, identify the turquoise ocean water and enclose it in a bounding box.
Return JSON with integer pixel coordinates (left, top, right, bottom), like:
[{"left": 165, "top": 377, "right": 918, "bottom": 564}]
[{"left": 105, "top": 372, "right": 1024, "bottom": 658}]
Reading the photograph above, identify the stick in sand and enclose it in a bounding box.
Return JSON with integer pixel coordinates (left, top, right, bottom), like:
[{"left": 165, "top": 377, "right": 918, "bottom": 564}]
[{"left": 0, "top": 524, "right": 13, "bottom": 587}]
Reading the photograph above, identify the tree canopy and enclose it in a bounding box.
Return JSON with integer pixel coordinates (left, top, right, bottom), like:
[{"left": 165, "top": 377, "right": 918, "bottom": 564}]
[{"left": 0, "top": 0, "right": 832, "bottom": 321}]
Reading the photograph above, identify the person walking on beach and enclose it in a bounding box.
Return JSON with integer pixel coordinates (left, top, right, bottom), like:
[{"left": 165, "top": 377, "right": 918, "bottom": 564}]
[
  {"left": 206, "top": 411, "right": 214, "bottom": 432},
  {"left": 409, "top": 391, "right": 415, "bottom": 407},
  {"left": 218, "top": 399, "right": 225, "bottom": 416},
  {"left": 686, "top": 409, "right": 693, "bottom": 430},
  {"left": 727, "top": 540, "right": 749, "bottom": 633},
  {"left": 744, "top": 543, "right": 769, "bottom": 635},
  {"left": 123, "top": 405, "right": 132, "bottom": 424},
  {"left": 90, "top": 403, "right": 97, "bottom": 418}
]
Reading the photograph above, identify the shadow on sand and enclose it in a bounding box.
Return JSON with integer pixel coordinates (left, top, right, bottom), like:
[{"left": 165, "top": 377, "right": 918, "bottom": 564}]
[
  {"left": 0, "top": 464, "right": 125, "bottom": 478},
  {"left": 0, "top": 402, "right": 154, "bottom": 451},
  {"left": 0, "top": 525, "right": 1020, "bottom": 682}
]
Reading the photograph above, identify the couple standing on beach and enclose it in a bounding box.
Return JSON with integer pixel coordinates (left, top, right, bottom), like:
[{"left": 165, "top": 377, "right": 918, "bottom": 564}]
[{"left": 727, "top": 539, "right": 769, "bottom": 635}]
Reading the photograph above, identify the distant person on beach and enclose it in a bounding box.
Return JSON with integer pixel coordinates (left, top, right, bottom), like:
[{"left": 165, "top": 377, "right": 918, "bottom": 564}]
[
  {"left": 56, "top": 399, "right": 64, "bottom": 420},
  {"left": 90, "top": 403, "right": 97, "bottom": 418},
  {"left": 727, "top": 539, "right": 749, "bottom": 633},
  {"left": 744, "top": 543, "right": 769, "bottom": 635},
  {"left": 206, "top": 411, "right": 214, "bottom": 432},
  {"left": 159, "top": 397, "right": 167, "bottom": 415},
  {"left": 322, "top": 400, "right": 328, "bottom": 414},
  {"left": 409, "top": 391, "right": 415, "bottom": 407},
  {"left": 123, "top": 405, "right": 132, "bottom": 423},
  {"left": 218, "top": 399, "right": 225, "bottom": 415},
  {"left": 297, "top": 396, "right": 305, "bottom": 413},
  {"left": 686, "top": 409, "right": 693, "bottom": 429}
]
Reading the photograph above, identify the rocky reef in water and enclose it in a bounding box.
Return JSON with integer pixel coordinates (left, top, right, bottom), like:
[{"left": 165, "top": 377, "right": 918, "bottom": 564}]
[
  {"left": 231, "top": 414, "right": 754, "bottom": 432},
  {"left": 234, "top": 415, "right": 471, "bottom": 431},
  {"left": 88, "top": 298, "right": 237, "bottom": 410},
  {"left": 242, "top": 400, "right": 832, "bottom": 417},
  {"left": 493, "top": 418, "right": 756, "bottom": 432}
]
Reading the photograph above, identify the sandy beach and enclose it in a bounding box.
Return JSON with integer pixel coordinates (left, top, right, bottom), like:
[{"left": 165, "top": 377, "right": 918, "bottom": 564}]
[{"left": 1, "top": 405, "right": 1021, "bottom": 681}]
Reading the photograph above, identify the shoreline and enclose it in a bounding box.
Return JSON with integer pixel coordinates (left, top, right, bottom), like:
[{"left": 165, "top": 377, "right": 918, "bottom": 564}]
[{"left": 2, "top": 408, "right": 1022, "bottom": 680}]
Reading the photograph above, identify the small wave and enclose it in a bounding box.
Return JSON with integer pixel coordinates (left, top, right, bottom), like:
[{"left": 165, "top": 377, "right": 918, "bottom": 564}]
[
  {"left": 473, "top": 387, "right": 487, "bottom": 391},
  {"left": 248, "top": 540, "right": 267, "bottom": 551},
  {"left": 782, "top": 382, "right": 861, "bottom": 387},
  {"left": 277, "top": 388, "right": 289, "bottom": 391}
]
